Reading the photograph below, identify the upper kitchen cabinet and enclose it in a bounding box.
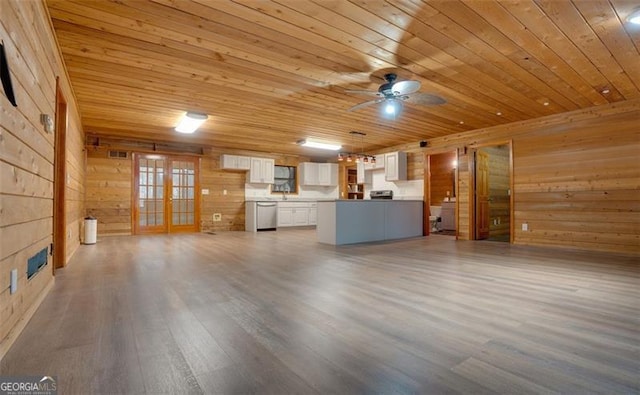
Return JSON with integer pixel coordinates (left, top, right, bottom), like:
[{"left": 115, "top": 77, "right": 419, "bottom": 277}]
[
  {"left": 299, "top": 163, "right": 338, "bottom": 186},
  {"left": 318, "top": 163, "right": 338, "bottom": 186},
  {"left": 356, "top": 161, "right": 372, "bottom": 184},
  {"left": 364, "top": 155, "right": 385, "bottom": 170},
  {"left": 385, "top": 152, "right": 407, "bottom": 181},
  {"left": 220, "top": 154, "right": 251, "bottom": 170},
  {"left": 249, "top": 157, "right": 275, "bottom": 184}
]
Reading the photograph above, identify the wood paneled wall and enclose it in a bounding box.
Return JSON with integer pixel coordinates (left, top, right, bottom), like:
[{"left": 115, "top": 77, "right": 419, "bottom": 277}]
[
  {"left": 384, "top": 100, "right": 640, "bottom": 253},
  {"left": 0, "top": 0, "right": 84, "bottom": 358},
  {"left": 482, "top": 145, "right": 510, "bottom": 238},
  {"left": 85, "top": 147, "right": 312, "bottom": 235},
  {"left": 85, "top": 148, "right": 132, "bottom": 235},
  {"left": 198, "top": 150, "right": 312, "bottom": 233}
]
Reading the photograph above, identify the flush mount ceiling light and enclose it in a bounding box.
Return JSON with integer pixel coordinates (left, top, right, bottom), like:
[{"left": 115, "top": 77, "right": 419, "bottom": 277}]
[
  {"left": 297, "top": 138, "right": 342, "bottom": 151},
  {"left": 175, "top": 112, "right": 207, "bottom": 134},
  {"left": 627, "top": 7, "right": 640, "bottom": 24}
]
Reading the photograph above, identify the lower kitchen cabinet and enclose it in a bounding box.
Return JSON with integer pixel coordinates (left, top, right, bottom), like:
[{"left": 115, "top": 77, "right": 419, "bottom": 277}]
[{"left": 277, "top": 201, "right": 317, "bottom": 227}]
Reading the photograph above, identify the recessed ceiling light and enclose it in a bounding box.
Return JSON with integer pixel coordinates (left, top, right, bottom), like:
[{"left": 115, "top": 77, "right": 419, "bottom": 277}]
[
  {"left": 543, "top": 102, "right": 550, "bottom": 106},
  {"left": 627, "top": 7, "right": 640, "bottom": 24},
  {"left": 601, "top": 88, "right": 610, "bottom": 94},
  {"left": 459, "top": 121, "right": 464, "bottom": 124},
  {"left": 496, "top": 111, "right": 502, "bottom": 116}
]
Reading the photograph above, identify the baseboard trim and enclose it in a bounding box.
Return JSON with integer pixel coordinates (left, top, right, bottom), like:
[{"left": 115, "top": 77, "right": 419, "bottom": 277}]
[{"left": 0, "top": 277, "right": 55, "bottom": 362}]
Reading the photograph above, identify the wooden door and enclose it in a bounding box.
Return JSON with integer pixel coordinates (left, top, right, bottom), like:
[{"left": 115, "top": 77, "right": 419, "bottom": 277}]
[
  {"left": 53, "top": 79, "right": 67, "bottom": 270},
  {"left": 475, "top": 151, "right": 490, "bottom": 240},
  {"left": 133, "top": 154, "right": 199, "bottom": 234},
  {"left": 169, "top": 158, "right": 199, "bottom": 233}
]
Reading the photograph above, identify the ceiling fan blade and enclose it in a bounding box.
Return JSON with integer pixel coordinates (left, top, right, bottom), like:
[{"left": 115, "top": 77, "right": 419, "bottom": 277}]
[
  {"left": 348, "top": 98, "right": 384, "bottom": 112},
  {"left": 392, "top": 80, "right": 420, "bottom": 96},
  {"left": 344, "top": 89, "right": 381, "bottom": 97},
  {"left": 405, "top": 93, "right": 447, "bottom": 106}
]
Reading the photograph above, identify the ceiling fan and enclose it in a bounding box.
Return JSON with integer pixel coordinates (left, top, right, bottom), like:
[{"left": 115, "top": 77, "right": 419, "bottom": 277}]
[{"left": 346, "top": 73, "right": 446, "bottom": 118}]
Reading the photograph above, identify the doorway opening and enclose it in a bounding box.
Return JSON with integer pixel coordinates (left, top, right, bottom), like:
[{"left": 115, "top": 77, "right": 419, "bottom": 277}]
[
  {"left": 133, "top": 154, "right": 201, "bottom": 234},
  {"left": 53, "top": 79, "right": 67, "bottom": 271},
  {"left": 425, "top": 151, "right": 457, "bottom": 237},
  {"left": 473, "top": 143, "right": 512, "bottom": 242}
]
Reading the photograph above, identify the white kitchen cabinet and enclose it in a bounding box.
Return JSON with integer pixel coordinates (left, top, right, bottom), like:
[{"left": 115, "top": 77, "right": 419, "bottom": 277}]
[
  {"left": 308, "top": 203, "right": 317, "bottom": 225},
  {"left": 220, "top": 154, "right": 250, "bottom": 170},
  {"left": 384, "top": 151, "right": 407, "bottom": 181},
  {"left": 299, "top": 162, "right": 318, "bottom": 185},
  {"left": 277, "top": 207, "right": 294, "bottom": 227},
  {"left": 356, "top": 161, "right": 372, "bottom": 184},
  {"left": 248, "top": 157, "right": 275, "bottom": 184},
  {"left": 317, "top": 163, "right": 338, "bottom": 186},
  {"left": 277, "top": 201, "right": 317, "bottom": 227},
  {"left": 357, "top": 161, "right": 365, "bottom": 184},
  {"left": 299, "top": 162, "right": 337, "bottom": 186},
  {"left": 293, "top": 208, "right": 310, "bottom": 226},
  {"left": 364, "top": 155, "right": 384, "bottom": 170}
]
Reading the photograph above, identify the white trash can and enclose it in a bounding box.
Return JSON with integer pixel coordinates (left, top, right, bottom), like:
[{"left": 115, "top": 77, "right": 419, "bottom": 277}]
[{"left": 84, "top": 217, "right": 97, "bottom": 244}]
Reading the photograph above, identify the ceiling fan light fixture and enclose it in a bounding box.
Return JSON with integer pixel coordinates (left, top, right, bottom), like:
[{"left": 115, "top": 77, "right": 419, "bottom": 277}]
[
  {"left": 627, "top": 7, "right": 640, "bottom": 24},
  {"left": 382, "top": 99, "right": 403, "bottom": 119},
  {"left": 175, "top": 112, "right": 207, "bottom": 134},
  {"left": 298, "top": 138, "right": 342, "bottom": 151}
]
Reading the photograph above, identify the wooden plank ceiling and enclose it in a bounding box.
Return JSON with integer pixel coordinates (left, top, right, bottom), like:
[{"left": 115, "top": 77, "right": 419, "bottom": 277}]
[{"left": 46, "top": 0, "right": 640, "bottom": 157}]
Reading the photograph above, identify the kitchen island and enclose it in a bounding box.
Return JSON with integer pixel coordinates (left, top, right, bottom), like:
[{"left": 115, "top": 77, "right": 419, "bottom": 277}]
[{"left": 316, "top": 200, "right": 423, "bottom": 245}]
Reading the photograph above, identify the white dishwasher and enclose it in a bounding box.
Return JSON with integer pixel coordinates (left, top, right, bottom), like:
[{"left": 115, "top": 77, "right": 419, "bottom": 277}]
[{"left": 256, "top": 201, "right": 277, "bottom": 231}]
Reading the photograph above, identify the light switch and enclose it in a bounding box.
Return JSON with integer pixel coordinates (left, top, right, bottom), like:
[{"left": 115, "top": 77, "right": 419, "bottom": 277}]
[{"left": 202, "top": 189, "right": 209, "bottom": 195}]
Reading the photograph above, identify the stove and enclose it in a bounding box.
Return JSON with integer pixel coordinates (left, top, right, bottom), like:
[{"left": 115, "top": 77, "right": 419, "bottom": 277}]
[{"left": 370, "top": 190, "right": 393, "bottom": 200}]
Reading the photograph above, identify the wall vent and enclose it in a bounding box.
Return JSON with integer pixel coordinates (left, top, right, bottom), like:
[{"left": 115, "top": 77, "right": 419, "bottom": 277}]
[
  {"left": 108, "top": 150, "right": 128, "bottom": 159},
  {"left": 27, "top": 248, "right": 48, "bottom": 280}
]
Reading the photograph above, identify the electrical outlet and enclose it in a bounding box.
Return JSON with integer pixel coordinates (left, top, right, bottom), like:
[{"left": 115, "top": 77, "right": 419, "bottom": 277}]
[
  {"left": 223, "top": 189, "right": 227, "bottom": 195},
  {"left": 522, "top": 222, "right": 528, "bottom": 231},
  {"left": 213, "top": 213, "right": 222, "bottom": 222}
]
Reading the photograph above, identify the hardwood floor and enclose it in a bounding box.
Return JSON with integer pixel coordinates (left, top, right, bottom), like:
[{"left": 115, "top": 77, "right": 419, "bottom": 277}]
[{"left": 1, "top": 231, "right": 638, "bottom": 394}]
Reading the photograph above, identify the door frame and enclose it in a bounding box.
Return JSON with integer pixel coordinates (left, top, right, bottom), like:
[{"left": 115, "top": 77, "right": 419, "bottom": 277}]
[
  {"left": 53, "top": 78, "right": 67, "bottom": 271},
  {"left": 132, "top": 153, "right": 201, "bottom": 234},
  {"left": 468, "top": 140, "right": 514, "bottom": 242}
]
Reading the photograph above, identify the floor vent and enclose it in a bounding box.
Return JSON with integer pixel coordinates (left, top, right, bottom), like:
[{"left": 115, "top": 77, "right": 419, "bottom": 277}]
[{"left": 108, "top": 150, "right": 128, "bottom": 159}]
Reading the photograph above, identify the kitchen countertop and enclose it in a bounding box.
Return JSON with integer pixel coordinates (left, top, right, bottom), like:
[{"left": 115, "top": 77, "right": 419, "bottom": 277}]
[
  {"left": 245, "top": 197, "right": 335, "bottom": 202},
  {"left": 319, "top": 199, "right": 424, "bottom": 202}
]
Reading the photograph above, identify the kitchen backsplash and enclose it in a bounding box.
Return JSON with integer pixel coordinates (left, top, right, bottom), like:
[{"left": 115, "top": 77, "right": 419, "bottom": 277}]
[
  {"left": 245, "top": 183, "right": 339, "bottom": 200},
  {"left": 366, "top": 170, "right": 424, "bottom": 200}
]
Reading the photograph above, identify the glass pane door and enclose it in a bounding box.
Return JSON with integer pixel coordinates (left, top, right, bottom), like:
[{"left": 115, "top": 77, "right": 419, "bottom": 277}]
[
  {"left": 134, "top": 154, "right": 199, "bottom": 234},
  {"left": 170, "top": 160, "right": 196, "bottom": 231},
  {"left": 135, "top": 156, "right": 167, "bottom": 233}
]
